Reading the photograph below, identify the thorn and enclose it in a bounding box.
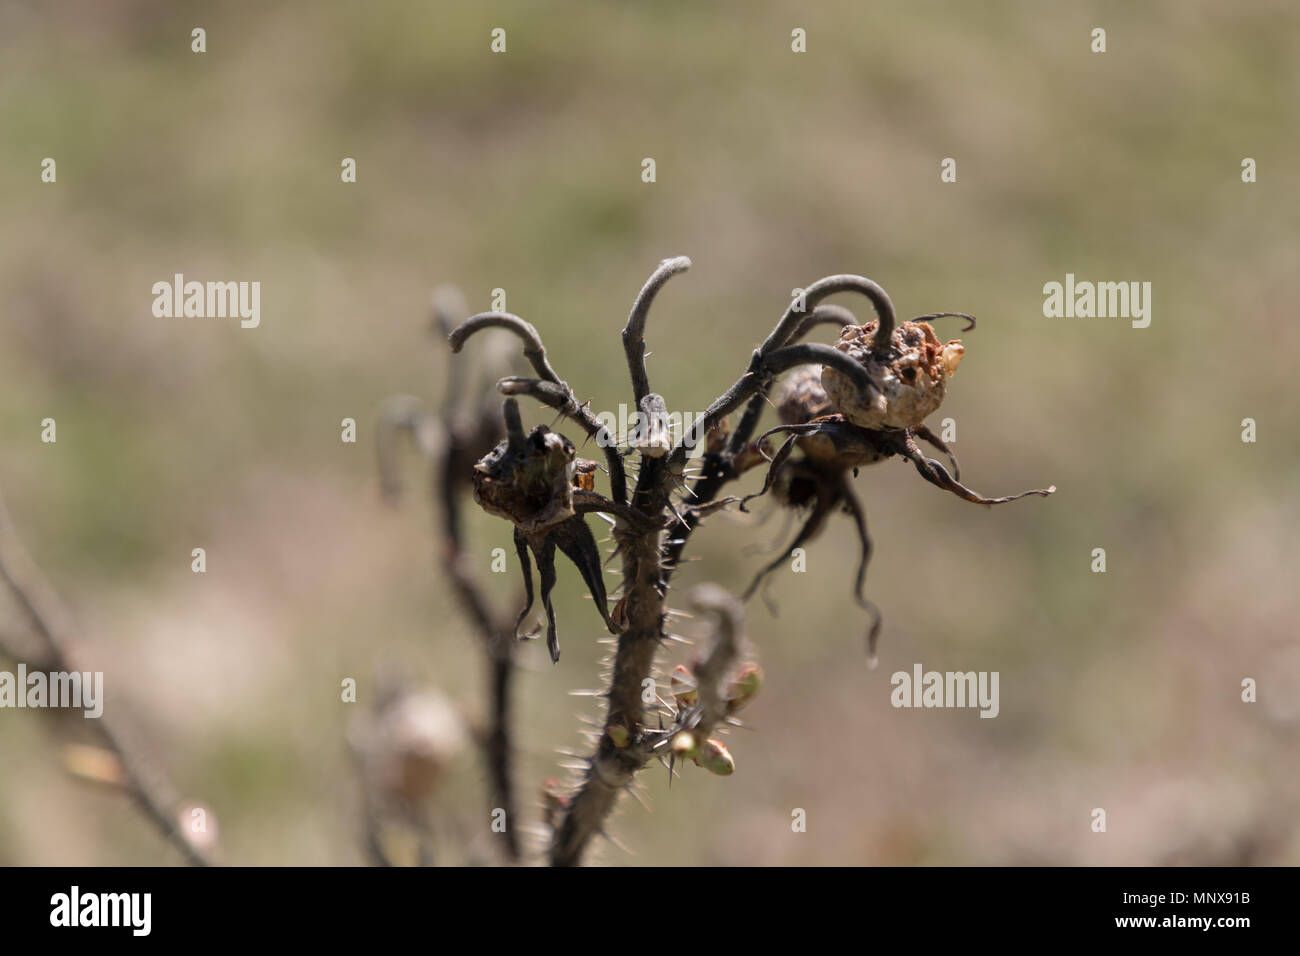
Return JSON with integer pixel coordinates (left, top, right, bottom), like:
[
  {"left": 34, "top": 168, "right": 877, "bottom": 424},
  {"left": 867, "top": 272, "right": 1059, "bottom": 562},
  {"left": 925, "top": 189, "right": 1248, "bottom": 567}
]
[{"left": 598, "top": 829, "right": 634, "bottom": 856}]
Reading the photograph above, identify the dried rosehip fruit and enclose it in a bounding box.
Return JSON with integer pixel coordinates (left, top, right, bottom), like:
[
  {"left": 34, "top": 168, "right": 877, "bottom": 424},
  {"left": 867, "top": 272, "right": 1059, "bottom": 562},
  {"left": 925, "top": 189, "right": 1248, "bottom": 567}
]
[{"left": 821, "top": 320, "right": 964, "bottom": 430}]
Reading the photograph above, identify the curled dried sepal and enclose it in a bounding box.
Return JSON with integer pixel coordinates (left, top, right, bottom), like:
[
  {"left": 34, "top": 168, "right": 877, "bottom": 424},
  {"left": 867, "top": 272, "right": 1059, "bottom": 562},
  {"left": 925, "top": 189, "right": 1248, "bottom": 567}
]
[
  {"left": 511, "top": 516, "right": 616, "bottom": 663},
  {"left": 822, "top": 321, "right": 964, "bottom": 430},
  {"left": 894, "top": 431, "right": 1055, "bottom": 506}
]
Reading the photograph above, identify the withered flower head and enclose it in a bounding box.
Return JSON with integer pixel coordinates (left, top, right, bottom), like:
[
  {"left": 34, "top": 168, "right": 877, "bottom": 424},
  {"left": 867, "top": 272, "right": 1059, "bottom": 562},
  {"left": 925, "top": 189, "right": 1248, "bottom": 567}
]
[
  {"left": 821, "top": 320, "right": 964, "bottom": 430},
  {"left": 774, "top": 365, "right": 835, "bottom": 426},
  {"left": 472, "top": 400, "right": 617, "bottom": 663},
  {"left": 744, "top": 311, "right": 1049, "bottom": 663},
  {"left": 473, "top": 423, "right": 579, "bottom": 535}
]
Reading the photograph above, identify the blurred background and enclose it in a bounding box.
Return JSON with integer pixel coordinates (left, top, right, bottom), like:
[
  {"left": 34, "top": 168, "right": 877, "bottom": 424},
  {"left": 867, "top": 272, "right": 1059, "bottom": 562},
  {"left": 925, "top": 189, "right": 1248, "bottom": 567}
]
[{"left": 1, "top": 0, "right": 1297, "bottom": 865}]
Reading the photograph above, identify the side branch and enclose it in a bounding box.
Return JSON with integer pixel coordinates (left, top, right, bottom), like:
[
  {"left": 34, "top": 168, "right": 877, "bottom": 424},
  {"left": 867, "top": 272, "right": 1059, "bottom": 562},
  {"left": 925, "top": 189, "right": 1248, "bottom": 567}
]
[
  {"left": 760, "top": 274, "right": 897, "bottom": 356},
  {"left": 449, "top": 312, "right": 563, "bottom": 384},
  {"left": 621, "top": 256, "right": 692, "bottom": 405},
  {"left": 670, "top": 342, "right": 874, "bottom": 467},
  {"left": 789, "top": 303, "right": 860, "bottom": 344},
  {"left": 686, "top": 584, "right": 743, "bottom": 735}
]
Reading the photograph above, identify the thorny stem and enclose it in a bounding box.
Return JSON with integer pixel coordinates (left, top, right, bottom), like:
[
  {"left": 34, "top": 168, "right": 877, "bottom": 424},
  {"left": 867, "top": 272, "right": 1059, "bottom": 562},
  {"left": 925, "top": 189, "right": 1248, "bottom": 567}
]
[
  {"left": 551, "top": 261, "right": 838, "bottom": 865},
  {"left": 551, "top": 579, "right": 744, "bottom": 867},
  {"left": 0, "top": 490, "right": 214, "bottom": 867},
  {"left": 550, "top": 486, "right": 671, "bottom": 866},
  {"left": 550, "top": 259, "right": 703, "bottom": 865},
  {"left": 453, "top": 260, "right": 1047, "bottom": 866}
]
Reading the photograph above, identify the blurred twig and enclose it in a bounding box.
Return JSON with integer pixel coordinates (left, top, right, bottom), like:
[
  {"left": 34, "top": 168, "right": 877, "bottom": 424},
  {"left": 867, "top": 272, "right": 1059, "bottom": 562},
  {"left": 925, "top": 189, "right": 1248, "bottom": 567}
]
[
  {"left": 0, "top": 488, "right": 214, "bottom": 866},
  {"left": 378, "top": 287, "right": 523, "bottom": 863}
]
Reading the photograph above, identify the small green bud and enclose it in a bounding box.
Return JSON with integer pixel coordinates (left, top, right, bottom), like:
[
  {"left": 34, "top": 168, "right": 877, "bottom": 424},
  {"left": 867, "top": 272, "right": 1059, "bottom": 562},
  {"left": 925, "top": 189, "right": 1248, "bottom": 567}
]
[
  {"left": 695, "top": 738, "right": 735, "bottom": 776},
  {"left": 725, "top": 663, "right": 762, "bottom": 713}
]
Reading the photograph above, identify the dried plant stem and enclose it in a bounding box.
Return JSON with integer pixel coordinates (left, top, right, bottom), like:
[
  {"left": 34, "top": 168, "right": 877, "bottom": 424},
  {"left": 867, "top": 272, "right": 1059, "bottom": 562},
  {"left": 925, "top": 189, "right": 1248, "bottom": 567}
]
[
  {"left": 759, "top": 274, "right": 897, "bottom": 356},
  {"left": 439, "top": 496, "right": 522, "bottom": 864},
  {"left": 0, "top": 489, "right": 214, "bottom": 867},
  {"left": 550, "top": 509, "right": 668, "bottom": 867},
  {"left": 447, "top": 259, "right": 1052, "bottom": 867},
  {"left": 622, "top": 255, "right": 692, "bottom": 404}
]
